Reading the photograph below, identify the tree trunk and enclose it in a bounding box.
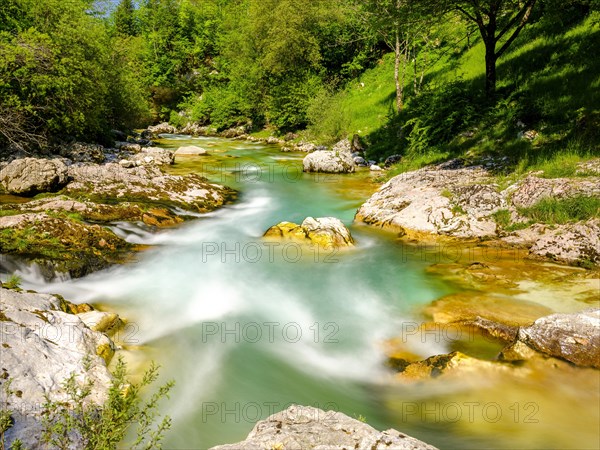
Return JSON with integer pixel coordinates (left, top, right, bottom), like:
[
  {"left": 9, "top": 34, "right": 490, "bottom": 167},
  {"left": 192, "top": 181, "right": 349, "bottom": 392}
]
[
  {"left": 484, "top": 40, "right": 497, "bottom": 97},
  {"left": 394, "top": 31, "right": 403, "bottom": 112}
]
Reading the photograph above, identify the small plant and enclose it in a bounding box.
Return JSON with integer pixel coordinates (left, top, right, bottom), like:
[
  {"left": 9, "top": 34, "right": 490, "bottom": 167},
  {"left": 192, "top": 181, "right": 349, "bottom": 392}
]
[
  {"left": 441, "top": 189, "right": 453, "bottom": 199},
  {"left": 41, "top": 357, "right": 174, "bottom": 450},
  {"left": 2, "top": 275, "right": 21, "bottom": 290},
  {"left": 492, "top": 209, "right": 512, "bottom": 228},
  {"left": 0, "top": 379, "right": 24, "bottom": 450},
  {"left": 451, "top": 204, "right": 466, "bottom": 215},
  {"left": 354, "top": 413, "right": 367, "bottom": 423}
]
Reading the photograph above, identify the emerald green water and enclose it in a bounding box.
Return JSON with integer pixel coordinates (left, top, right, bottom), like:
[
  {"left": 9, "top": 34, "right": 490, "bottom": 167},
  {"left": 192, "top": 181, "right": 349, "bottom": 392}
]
[{"left": 25, "top": 136, "right": 600, "bottom": 449}]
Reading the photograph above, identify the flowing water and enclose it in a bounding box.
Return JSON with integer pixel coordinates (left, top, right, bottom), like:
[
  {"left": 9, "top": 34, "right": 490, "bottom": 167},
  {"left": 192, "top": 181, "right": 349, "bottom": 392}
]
[{"left": 6, "top": 136, "right": 599, "bottom": 449}]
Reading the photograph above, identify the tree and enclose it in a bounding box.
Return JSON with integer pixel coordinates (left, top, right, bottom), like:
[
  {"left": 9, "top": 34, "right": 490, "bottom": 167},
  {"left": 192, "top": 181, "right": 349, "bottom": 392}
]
[
  {"left": 114, "top": 0, "right": 138, "bottom": 36},
  {"left": 353, "top": 0, "right": 440, "bottom": 112},
  {"left": 0, "top": 0, "right": 150, "bottom": 149},
  {"left": 454, "top": 0, "right": 538, "bottom": 97}
]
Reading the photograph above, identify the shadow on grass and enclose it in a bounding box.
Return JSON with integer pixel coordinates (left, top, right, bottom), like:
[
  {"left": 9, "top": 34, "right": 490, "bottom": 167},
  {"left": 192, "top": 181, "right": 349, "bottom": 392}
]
[{"left": 364, "top": 10, "right": 599, "bottom": 171}]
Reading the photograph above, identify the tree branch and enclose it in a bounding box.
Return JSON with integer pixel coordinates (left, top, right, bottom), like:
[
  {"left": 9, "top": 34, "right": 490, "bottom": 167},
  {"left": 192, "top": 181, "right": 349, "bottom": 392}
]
[
  {"left": 496, "top": 0, "right": 536, "bottom": 42},
  {"left": 496, "top": 0, "right": 537, "bottom": 58}
]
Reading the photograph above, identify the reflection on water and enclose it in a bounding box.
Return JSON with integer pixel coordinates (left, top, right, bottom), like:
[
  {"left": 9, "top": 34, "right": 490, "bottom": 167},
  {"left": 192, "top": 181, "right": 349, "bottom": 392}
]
[{"left": 11, "top": 136, "right": 599, "bottom": 449}]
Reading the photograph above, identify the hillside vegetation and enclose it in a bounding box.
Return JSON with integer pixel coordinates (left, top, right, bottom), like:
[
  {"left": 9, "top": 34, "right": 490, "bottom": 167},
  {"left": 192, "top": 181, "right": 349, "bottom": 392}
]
[
  {"left": 0, "top": 0, "right": 597, "bottom": 174},
  {"left": 311, "top": 9, "right": 600, "bottom": 176}
]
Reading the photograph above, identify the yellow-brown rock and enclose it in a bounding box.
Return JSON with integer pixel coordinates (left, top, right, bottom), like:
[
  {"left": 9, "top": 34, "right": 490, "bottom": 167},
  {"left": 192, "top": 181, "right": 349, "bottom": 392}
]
[{"left": 264, "top": 217, "right": 354, "bottom": 248}]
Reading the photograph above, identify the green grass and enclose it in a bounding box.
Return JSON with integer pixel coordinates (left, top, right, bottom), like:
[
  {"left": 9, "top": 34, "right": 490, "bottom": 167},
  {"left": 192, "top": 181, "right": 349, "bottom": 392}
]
[
  {"left": 514, "top": 140, "right": 597, "bottom": 178},
  {"left": 2, "top": 274, "right": 22, "bottom": 289},
  {"left": 379, "top": 149, "right": 451, "bottom": 181},
  {"left": 325, "top": 10, "right": 600, "bottom": 172},
  {"left": 0, "top": 209, "right": 20, "bottom": 217},
  {"left": 492, "top": 197, "right": 599, "bottom": 231},
  {"left": 492, "top": 209, "right": 531, "bottom": 231},
  {"left": 518, "top": 196, "right": 600, "bottom": 224},
  {"left": 343, "top": 53, "right": 398, "bottom": 137}
]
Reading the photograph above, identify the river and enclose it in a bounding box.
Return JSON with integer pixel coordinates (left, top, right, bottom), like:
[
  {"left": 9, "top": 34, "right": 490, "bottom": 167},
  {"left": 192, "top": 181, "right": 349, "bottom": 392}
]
[{"left": 14, "top": 136, "right": 600, "bottom": 449}]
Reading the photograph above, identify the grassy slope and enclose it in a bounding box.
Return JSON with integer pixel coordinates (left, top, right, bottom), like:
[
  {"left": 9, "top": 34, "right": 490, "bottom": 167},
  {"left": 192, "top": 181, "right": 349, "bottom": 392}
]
[{"left": 336, "top": 11, "right": 600, "bottom": 177}]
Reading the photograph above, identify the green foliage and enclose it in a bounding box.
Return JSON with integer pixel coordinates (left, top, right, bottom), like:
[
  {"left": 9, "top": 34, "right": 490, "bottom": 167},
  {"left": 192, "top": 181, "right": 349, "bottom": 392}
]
[
  {"left": 518, "top": 196, "right": 600, "bottom": 224},
  {"left": 114, "top": 0, "right": 138, "bottom": 37},
  {"left": 266, "top": 74, "right": 324, "bottom": 131},
  {"left": 358, "top": 7, "right": 599, "bottom": 170},
  {"left": 492, "top": 209, "right": 512, "bottom": 228},
  {"left": 41, "top": 357, "right": 174, "bottom": 449},
  {"left": 2, "top": 274, "right": 21, "bottom": 289},
  {"left": 306, "top": 88, "right": 350, "bottom": 145},
  {"left": 0, "top": 0, "right": 150, "bottom": 149}
]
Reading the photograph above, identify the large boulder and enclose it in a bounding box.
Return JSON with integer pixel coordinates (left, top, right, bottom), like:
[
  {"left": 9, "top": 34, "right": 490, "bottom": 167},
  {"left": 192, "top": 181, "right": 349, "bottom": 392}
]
[
  {"left": 0, "top": 288, "right": 116, "bottom": 449},
  {"left": 0, "top": 212, "right": 132, "bottom": 276},
  {"left": 129, "top": 147, "right": 174, "bottom": 166},
  {"left": 115, "top": 141, "right": 142, "bottom": 153},
  {"left": 59, "top": 142, "right": 105, "bottom": 163},
  {"left": 355, "top": 164, "right": 502, "bottom": 238},
  {"left": 503, "top": 309, "right": 600, "bottom": 368},
  {"left": 303, "top": 149, "right": 355, "bottom": 173},
  {"left": 65, "top": 162, "right": 235, "bottom": 212},
  {"left": 210, "top": 405, "right": 437, "bottom": 450},
  {"left": 146, "top": 122, "right": 177, "bottom": 136},
  {"left": 264, "top": 217, "right": 354, "bottom": 248},
  {"left": 0, "top": 157, "right": 69, "bottom": 195}
]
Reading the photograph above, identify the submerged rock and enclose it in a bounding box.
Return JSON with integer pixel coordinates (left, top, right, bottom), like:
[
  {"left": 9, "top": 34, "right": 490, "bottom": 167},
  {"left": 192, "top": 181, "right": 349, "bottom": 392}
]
[
  {"left": 0, "top": 158, "right": 69, "bottom": 195},
  {"left": 175, "top": 145, "right": 209, "bottom": 156},
  {"left": 503, "top": 309, "right": 600, "bottom": 368},
  {"left": 425, "top": 292, "right": 553, "bottom": 327},
  {"left": 0, "top": 288, "right": 116, "bottom": 449},
  {"left": 264, "top": 217, "right": 354, "bottom": 248},
  {"left": 392, "top": 351, "right": 518, "bottom": 382},
  {"left": 210, "top": 404, "right": 437, "bottom": 450}
]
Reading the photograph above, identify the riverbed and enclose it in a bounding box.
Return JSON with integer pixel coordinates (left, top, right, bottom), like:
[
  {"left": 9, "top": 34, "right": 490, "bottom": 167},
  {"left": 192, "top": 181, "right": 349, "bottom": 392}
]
[{"left": 14, "top": 136, "right": 600, "bottom": 449}]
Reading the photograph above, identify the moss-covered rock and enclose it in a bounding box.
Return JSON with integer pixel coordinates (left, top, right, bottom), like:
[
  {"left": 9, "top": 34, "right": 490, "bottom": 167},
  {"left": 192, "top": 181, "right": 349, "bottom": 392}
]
[{"left": 0, "top": 213, "right": 133, "bottom": 277}]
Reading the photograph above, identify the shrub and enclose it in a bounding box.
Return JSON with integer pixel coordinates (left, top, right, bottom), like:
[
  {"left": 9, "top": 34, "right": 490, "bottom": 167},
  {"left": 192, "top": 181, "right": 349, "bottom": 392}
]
[{"left": 39, "top": 357, "right": 174, "bottom": 449}]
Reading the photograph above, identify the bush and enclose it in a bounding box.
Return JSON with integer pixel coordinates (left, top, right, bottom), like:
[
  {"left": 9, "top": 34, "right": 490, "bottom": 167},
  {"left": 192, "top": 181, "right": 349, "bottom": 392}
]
[
  {"left": 39, "top": 357, "right": 173, "bottom": 449},
  {"left": 306, "top": 86, "right": 349, "bottom": 144},
  {"left": 265, "top": 73, "right": 323, "bottom": 132}
]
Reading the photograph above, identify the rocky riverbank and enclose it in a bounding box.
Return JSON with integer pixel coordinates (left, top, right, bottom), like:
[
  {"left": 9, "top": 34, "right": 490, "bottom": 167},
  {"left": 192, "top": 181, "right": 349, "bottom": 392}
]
[
  {"left": 0, "top": 286, "right": 120, "bottom": 449},
  {"left": 0, "top": 141, "right": 236, "bottom": 277},
  {"left": 355, "top": 158, "right": 600, "bottom": 267}
]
